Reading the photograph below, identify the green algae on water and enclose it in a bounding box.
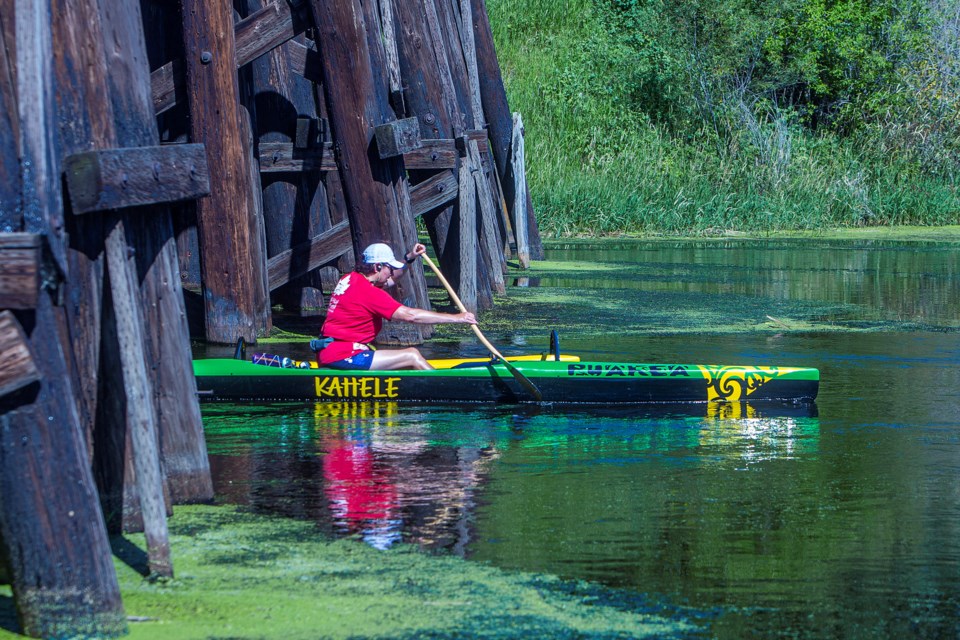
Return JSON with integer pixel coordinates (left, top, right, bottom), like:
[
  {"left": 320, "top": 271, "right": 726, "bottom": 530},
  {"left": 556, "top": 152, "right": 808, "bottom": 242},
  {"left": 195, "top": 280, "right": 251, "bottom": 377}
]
[{"left": 1, "top": 505, "right": 691, "bottom": 640}]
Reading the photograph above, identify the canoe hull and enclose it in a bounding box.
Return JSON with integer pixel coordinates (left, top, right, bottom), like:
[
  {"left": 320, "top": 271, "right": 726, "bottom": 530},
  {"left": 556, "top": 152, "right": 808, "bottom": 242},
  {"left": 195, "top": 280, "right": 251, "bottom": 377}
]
[{"left": 194, "top": 359, "right": 819, "bottom": 405}]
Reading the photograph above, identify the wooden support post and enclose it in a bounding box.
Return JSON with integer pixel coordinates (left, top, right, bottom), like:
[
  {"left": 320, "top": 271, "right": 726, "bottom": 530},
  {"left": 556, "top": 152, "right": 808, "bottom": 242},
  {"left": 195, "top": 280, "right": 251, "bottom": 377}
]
[
  {"left": 240, "top": 0, "right": 338, "bottom": 315},
  {"left": 0, "top": 300, "right": 128, "bottom": 639},
  {"left": 180, "top": 0, "right": 271, "bottom": 343},
  {"left": 457, "top": 159, "right": 478, "bottom": 313},
  {"left": 458, "top": 0, "right": 486, "bottom": 129},
  {"left": 100, "top": 0, "right": 214, "bottom": 511},
  {"left": 0, "top": 1, "right": 126, "bottom": 634},
  {"left": 469, "top": 140, "right": 506, "bottom": 293},
  {"left": 309, "top": 0, "right": 430, "bottom": 345},
  {"left": 469, "top": 0, "right": 543, "bottom": 259},
  {"left": 104, "top": 219, "right": 172, "bottom": 577},
  {"left": 511, "top": 113, "right": 531, "bottom": 268},
  {"left": 0, "top": 18, "right": 19, "bottom": 232},
  {"left": 392, "top": 1, "right": 469, "bottom": 302},
  {"left": 378, "top": 0, "right": 405, "bottom": 114}
]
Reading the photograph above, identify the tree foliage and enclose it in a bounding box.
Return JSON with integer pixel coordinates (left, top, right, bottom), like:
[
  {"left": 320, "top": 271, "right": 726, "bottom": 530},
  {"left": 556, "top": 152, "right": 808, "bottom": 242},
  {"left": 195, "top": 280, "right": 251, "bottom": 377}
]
[{"left": 487, "top": 0, "right": 960, "bottom": 233}]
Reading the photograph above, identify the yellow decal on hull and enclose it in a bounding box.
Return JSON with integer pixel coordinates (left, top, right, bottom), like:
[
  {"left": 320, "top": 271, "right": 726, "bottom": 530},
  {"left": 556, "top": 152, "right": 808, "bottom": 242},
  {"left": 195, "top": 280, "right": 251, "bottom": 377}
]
[
  {"left": 696, "top": 366, "right": 781, "bottom": 402},
  {"left": 314, "top": 376, "right": 401, "bottom": 399}
]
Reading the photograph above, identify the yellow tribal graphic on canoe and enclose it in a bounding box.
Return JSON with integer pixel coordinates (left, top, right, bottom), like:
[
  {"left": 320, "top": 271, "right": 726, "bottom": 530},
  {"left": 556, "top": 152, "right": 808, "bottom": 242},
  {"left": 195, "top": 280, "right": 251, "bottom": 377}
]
[{"left": 696, "top": 366, "right": 784, "bottom": 402}]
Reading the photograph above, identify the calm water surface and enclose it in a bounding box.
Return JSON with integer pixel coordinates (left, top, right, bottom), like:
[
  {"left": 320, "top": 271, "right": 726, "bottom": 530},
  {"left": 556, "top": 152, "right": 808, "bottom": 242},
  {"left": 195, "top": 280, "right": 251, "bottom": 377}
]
[{"left": 203, "top": 239, "right": 960, "bottom": 639}]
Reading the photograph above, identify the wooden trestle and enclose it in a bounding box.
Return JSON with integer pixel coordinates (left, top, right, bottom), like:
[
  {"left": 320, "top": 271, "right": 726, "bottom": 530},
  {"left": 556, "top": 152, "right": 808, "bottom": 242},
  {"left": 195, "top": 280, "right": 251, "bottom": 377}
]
[{"left": 0, "top": 0, "right": 539, "bottom": 636}]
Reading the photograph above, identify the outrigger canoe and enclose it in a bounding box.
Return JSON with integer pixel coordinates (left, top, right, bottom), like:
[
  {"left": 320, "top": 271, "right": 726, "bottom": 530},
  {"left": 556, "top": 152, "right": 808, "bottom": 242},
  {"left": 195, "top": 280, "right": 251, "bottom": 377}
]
[{"left": 193, "top": 353, "right": 819, "bottom": 405}]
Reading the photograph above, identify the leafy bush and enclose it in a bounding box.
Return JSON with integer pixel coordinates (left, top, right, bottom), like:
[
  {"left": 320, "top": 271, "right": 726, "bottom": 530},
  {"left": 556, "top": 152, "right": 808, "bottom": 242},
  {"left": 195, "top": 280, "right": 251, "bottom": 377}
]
[{"left": 488, "top": 0, "right": 960, "bottom": 234}]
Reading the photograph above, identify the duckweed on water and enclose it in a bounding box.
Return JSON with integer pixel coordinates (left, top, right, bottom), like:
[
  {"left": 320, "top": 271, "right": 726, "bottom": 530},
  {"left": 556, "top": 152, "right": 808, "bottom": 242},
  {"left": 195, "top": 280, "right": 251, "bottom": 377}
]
[{"left": 0, "top": 505, "right": 692, "bottom": 640}]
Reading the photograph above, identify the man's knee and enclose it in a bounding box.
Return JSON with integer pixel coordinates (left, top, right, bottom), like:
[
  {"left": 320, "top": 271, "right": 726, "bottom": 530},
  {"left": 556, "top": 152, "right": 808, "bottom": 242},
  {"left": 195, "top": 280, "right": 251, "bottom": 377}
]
[{"left": 405, "top": 348, "right": 431, "bottom": 370}]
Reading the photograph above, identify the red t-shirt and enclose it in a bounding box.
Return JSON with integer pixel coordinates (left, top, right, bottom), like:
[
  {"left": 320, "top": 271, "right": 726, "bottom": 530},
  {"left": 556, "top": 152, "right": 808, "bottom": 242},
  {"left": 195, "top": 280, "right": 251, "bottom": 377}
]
[{"left": 319, "top": 272, "right": 402, "bottom": 364}]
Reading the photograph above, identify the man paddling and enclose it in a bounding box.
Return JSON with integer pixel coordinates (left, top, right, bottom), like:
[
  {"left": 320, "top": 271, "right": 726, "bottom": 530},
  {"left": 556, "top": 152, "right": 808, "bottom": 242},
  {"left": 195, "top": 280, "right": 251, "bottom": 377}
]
[{"left": 317, "top": 242, "right": 477, "bottom": 370}]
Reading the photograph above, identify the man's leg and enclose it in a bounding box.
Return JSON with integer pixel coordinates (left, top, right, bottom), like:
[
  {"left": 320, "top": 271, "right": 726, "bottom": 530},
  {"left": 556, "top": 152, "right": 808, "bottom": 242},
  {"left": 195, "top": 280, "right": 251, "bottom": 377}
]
[{"left": 370, "top": 348, "right": 434, "bottom": 370}]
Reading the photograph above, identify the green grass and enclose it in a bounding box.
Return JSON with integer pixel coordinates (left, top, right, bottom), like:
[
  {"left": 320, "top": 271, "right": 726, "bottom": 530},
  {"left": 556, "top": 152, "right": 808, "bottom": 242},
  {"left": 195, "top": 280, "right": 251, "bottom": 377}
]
[{"left": 488, "top": 0, "right": 960, "bottom": 236}]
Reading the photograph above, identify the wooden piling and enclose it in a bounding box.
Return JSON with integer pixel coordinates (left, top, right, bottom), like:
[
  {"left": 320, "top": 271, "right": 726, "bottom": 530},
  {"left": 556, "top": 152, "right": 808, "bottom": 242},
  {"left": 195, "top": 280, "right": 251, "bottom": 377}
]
[
  {"left": 86, "top": 0, "right": 213, "bottom": 525},
  {"left": 240, "top": 0, "right": 340, "bottom": 314},
  {"left": 104, "top": 220, "right": 172, "bottom": 577},
  {"left": 179, "top": 0, "right": 271, "bottom": 344},
  {"left": 457, "top": 155, "right": 478, "bottom": 312},
  {"left": 393, "top": 1, "right": 491, "bottom": 310},
  {"left": 511, "top": 113, "right": 531, "bottom": 268},
  {"left": 0, "top": 301, "right": 128, "bottom": 639},
  {"left": 468, "top": 140, "right": 507, "bottom": 294},
  {"left": 469, "top": 0, "right": 543, "bottom": 259},
  {"left": 0, "top": 1, "right": 126, "bottom": 633}
]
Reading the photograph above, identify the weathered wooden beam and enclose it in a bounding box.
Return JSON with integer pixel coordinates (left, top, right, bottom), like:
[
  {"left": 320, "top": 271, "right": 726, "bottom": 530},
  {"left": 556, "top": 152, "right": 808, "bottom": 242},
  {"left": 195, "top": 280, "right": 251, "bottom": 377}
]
[
  {"left": 0, "top": 16, "right": 20, "bottom": 233},
  {"left": 410, "top": 170, "right": 458, "bottom": 217},
  {"left": 294, "top": 117, "right": 313, "bottom": 149},
  {"left": 150, "top": 58, "right": 184, "bottom": 119},
  {"left": 458, "top": 0, "right": 485, "bottom": 129},
  {"left": 180, "top": 0, "right": 271, "bottom": 343},
  {"left": 241, "top": 0, "right": 334, "bottom": 315},
  {"left": 469, "top": 140, "right": 506, "bottom": 293},
  {"left": 404, "top": 141, "right": 458, "bottom": 170},
  {"left": 0, "top": 311, "right": 40, "bottom": 398},
  {"left": 101, "top": 0, "right": 214, "bottom": 513},
  {"left": 104, "top": 218, "right": 172, "bottom": 578},
  {"left": 0, "top": 234, "right": 40, "bottom": 310},
  {"left": 403, "top": 132, "right": 489, "bottom": 169},
  {"left": 457, "top": 155, "right": 477, "bottom": 312},
  {"left": 285, "top": 38, "right": 321, "bottom": 82},
  {"left": 258, "top": 141, "right": 336, "bottom": 173},
  {"left": 378, "top": 0, "right": 405, "bottom": 115},
  {"left": 392, "top": 1, "right": 463, "bottom": 302},
  {"left": 152, "top": 0, "right": 309, "bottom": 116},
  {"left": 511, "top": 112, "right": 530, "bottom": 268},
  {"left": 63, "top": 145, "right": 210, "bottom": 215},
  {"left": 423, "top": 0, "right": 465, "bottom": 136},
  {"left": 2, "top": 0, "right": 126, "bottom": 633},
  {"left": 267, "top": 220, "right": 352, "bottom": 291},
  {"left": 374, "top": 117, "right": 422, "bottom": 159},
  {"left": 469, "top": 0, "right": 542, "bottom": 259},
  {"left": 235, "top": 0, "right": 311, "bottom": 69}
]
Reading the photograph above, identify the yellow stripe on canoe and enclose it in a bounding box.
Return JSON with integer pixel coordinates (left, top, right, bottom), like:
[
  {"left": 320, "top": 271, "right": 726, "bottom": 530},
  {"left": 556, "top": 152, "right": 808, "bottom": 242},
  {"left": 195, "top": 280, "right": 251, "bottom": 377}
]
[
  {"left": 426, "top": 353, "right": 580, "bottom": 369},
  {"left": 290, "top": 353, "right": 579, "bottom": 370}
]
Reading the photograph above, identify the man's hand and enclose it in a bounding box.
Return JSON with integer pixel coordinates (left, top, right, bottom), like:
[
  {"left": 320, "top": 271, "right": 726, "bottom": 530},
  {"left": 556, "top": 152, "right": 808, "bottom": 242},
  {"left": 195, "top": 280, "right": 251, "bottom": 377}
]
[{"left": 405, "top": 243, "right": 427, "bottom": 263}]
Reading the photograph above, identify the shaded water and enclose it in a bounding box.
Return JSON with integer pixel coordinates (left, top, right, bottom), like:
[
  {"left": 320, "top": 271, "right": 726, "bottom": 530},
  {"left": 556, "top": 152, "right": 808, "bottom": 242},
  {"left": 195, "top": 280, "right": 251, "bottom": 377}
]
[{"left": 203, "top": 239, "right": 960, "bottom": 639}]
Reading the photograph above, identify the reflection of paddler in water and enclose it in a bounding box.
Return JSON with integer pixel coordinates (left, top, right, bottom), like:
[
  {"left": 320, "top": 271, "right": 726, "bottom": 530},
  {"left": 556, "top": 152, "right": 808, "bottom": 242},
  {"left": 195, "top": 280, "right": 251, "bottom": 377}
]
[{"left": 316, "top": 402, "right": 498, "bottom": 550}]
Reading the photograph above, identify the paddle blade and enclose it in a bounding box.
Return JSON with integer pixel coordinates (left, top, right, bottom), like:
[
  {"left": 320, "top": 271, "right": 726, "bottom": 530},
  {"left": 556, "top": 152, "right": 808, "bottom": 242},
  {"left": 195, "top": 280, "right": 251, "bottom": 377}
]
[{"left": 501, "top": 359, "right": 543, "bottom": 401}]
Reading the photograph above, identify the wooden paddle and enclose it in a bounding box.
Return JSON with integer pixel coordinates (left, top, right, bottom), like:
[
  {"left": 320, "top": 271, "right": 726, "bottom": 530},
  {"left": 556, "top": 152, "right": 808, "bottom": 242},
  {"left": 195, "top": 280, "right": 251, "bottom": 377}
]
[{"left": 421, "top": 254, "right": 543, "bottom": 401}]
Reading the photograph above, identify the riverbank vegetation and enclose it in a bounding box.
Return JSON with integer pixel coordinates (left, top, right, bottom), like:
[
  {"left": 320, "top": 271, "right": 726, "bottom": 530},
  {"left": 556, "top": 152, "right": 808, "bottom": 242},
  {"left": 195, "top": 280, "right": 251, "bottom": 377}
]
[{"left": 488, "top": 0, "right": 960, "bottom": 235}]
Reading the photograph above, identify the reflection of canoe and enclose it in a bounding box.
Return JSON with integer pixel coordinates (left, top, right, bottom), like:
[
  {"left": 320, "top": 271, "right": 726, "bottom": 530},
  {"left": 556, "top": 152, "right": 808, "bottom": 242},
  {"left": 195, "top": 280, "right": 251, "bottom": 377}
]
[{"left": 194, "top": 355, "right": 819, "bottom": 405}]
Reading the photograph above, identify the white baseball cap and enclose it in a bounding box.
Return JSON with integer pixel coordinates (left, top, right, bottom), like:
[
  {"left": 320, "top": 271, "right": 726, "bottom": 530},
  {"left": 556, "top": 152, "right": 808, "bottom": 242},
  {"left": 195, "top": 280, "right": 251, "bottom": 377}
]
[{"left": 362, "top": 243, "right": 405, "bottom": 269}]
